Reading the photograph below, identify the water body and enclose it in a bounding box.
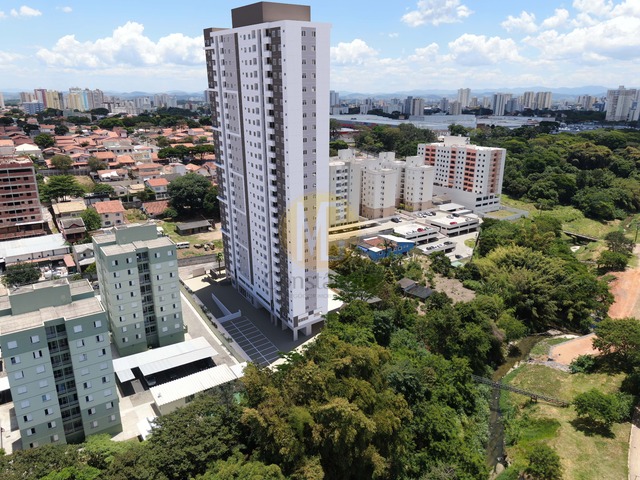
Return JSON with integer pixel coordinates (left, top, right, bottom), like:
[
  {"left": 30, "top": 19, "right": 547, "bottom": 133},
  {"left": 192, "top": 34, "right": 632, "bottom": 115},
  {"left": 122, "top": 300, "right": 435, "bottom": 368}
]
[{"left": 486, "top": 336, "right": 543, "bottom": 470}]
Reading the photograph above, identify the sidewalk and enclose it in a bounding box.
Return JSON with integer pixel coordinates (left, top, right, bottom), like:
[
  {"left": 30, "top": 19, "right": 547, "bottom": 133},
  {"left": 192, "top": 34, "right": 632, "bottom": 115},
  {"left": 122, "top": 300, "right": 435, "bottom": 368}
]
[{"left": 630, "top": 406, "right": 640, "bottom": 480}]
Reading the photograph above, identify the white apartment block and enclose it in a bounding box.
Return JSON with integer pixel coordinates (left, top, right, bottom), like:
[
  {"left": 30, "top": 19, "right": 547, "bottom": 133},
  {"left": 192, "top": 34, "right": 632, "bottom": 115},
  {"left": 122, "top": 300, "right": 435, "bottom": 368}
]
[
  {"left": 333, "top": 150, "right": 434, "bottom": 219},
  {"left": 417, "top": 136, "right": 506, "bottom": 213},
  {"left": 0, "top": 279, "right": 121, "bottom": 448},
  {"left": 491, "top": 93, "right": 511, "bottom": 116},
  {"left": 204, "top": 2, "right": 330, "bottom": 340},
  {"left": 93, "top": 223, "right": 185, "bottom": 356},
  {"left": 534, "top": 91, "right": 552, "bottom": 110},
  {"left": 606, "top": 86, "right": 640, "bottom": 122},
  {"left": 329, "top": 150, "right": 361, "bottom": 227},
  {"left": 457, "top": 88, "right": 470, "bottom": 108}
]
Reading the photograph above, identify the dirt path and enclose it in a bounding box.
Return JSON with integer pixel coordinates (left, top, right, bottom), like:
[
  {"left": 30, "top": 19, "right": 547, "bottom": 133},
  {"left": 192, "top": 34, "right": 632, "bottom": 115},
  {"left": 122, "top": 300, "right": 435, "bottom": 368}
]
[{"left": 608, "top": 245, "right": 640, "bottom": 319}]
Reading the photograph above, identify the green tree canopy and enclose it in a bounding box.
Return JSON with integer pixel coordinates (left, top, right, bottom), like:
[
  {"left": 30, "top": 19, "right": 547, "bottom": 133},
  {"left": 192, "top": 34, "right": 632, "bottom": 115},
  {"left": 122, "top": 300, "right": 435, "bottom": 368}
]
[
  {"left": 92, "top": 183, "right": 115, "bottom": 196},
  {"left": 604, "top": 230, "right": 635, "bottom": 255},
  {"left": 525, "top": 444, "right": 562, "bottom": 480},
  {"left": 50, "top": 154, "right": 74, "bottom": 172},
  {"left": 54, "top": 124, "right": 70, "bottom": 136},
  {"left": 81, "top": 208, "right": 101, "bottom": 231},
  {"left": 40, "top": 175, "right": 85, "bottom": 203},
  {"left": 34, "top": 133, "right": 55, "bottom": 149},
  {"left": 87, "top": 156, "right": 107, "bottom": 172},
  {"left": 2, "top": 262, "right": 40, "bottom": 287},
  {"left": 168, "top": 173, "right": 214, "bottom": 214}
]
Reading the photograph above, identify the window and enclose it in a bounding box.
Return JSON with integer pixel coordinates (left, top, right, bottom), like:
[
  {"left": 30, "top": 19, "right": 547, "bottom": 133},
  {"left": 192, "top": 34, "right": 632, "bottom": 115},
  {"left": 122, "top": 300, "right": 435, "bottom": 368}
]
[
  {"left": 39, "top": 380, "right": 48, "bottom": 388},
  {"left": 91, "top": 420, "right": 99, "bottom": 428},
  {"left": 106, "top": 401, "right": 114, "bottom": 409},
  {"left": 51, "top": 434, "right": 59, "bottom": 442},
  {"left": 102, "top": 376, "right": 109, "bottom": 384},
  {"left": 85, "top": 395, "right": 93, "bottom": 402},
  {"left": 111, "top": 260, "right": 119, "bottom": 266},
  {"left": 94, "top": 320, "right": 102, "bottom": 328},
  {"left": 99, "top": 348, "right": 107, "bottom": 357},
  {"left": 88, "top": 407, "right": 96, "bottom": 415},
  {"left": 42, "top": 394, "right": 52, "bottom": 402},
  {"left": 79, "top": 354, "right": 88, "bottom": 362},
  {"left": 76, "top": 339, "right": 85, "bottom": 348},
  {"left": 100, "top": 363, "right": 108, "bottom": 371},
  {"left": 20, "top": 400, "right": 30, "bottom": 408},
  {"left": 14, "top": 371, "right": 24, "bottom": 380},
  {"left": 44, "top": 407, "right": 54, "bottom": 415},
  {"left": 30, "top": 335, "right": 40, "bottom": 344},
  {"left": 10, "top": 356, "right": 20, "bottom": 365},
  {"left": 23, "top": 414, "right": 33, "bottom": 422},
  {"left": 96, "top": 334, "right": 104, "bottom": 342},
  {"left": 110, "top": 414, "right": 117, "bottom": 422},
  {"left": 83, "top": 381, "right": 92, "bottom": 389},
  {"left": 17, "top": 386, "right": 27, "bottom": 394},
  {"left": 26, "top": 428, "right": 36, "bottom": 436},
  {"left": 127, "top": 257, "right": 133, "bottom": 264},
  {"left": 48, "top": 421, "right": 56, "bottom": 428},
  {"left": 36, "top": 365, "right": 45, "bottom": 374},
  {"left": 7, "top": 340, "right": 17, "bottom": 349},
  {"left": 104, "top": 389, "right": 112, "bottom": 397},
  {"left": 33, "top": 350, "right": 42, "bottom": 359},
  {"left": 73, "top": 325, "right": 83, "bottom": 333}
]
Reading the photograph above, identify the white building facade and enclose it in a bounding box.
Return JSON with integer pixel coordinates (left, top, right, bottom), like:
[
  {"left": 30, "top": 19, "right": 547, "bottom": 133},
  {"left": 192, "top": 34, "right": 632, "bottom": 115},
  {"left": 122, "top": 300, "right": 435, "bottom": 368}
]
[
  {"left": 204, "top": 2, "right": 330, "bottom": 340},
  {"left": 417, "top": 136, "right": 506, "bottom": 213}
]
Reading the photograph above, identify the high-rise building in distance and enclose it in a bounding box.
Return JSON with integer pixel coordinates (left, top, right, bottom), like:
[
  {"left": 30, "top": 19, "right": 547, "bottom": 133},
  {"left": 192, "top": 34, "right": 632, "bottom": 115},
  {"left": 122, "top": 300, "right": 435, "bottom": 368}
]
[
  {"left": 457, "top": 88, "right": 470, "bottom": 108},
  {"left": 605, "top": 86, "right": 640, "bottom": 122},
  {"left": 204, "top": 1, "right": 330, "bottom": 340}
]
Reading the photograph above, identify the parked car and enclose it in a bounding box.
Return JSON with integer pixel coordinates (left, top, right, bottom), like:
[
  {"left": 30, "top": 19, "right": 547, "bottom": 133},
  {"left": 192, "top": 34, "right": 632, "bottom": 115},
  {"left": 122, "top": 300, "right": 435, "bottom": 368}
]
[{"left": 391, "top": 217, "right": 401, "bottom": 223}]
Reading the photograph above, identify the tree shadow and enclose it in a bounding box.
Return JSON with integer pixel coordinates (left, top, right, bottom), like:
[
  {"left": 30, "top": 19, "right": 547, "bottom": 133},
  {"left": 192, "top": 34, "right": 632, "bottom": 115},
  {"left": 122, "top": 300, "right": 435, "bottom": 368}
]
[{"left": 570, "top": 417, "right": 615, "bottom": 438}]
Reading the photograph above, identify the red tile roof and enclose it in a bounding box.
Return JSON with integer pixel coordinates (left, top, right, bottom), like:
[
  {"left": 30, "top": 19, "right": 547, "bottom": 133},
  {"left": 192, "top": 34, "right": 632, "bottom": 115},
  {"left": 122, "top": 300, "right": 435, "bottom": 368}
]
[{"left": 94, "top": 200, "right": 125, "bottom": 214}]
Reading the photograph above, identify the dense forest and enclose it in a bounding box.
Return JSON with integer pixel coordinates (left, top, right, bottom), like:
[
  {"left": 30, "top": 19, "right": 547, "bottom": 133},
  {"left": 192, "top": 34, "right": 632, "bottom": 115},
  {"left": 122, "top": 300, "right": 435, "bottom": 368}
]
[{"left": 0, "top": 214, "right": 618, "bottom": 479}]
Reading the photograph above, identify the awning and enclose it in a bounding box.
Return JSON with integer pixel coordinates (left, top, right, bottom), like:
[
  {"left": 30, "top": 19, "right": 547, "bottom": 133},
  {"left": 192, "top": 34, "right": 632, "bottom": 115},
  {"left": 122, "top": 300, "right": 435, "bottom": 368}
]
[{"left": 63, "top": 254, "right": 76, "bottom": 268}]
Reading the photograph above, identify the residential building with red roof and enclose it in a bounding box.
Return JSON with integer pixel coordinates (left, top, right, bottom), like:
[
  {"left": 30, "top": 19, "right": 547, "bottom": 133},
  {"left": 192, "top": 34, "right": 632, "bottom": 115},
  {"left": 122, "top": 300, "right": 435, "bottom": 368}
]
[{"left": 94, "top": 199, "right": 126, "bottom": 228}]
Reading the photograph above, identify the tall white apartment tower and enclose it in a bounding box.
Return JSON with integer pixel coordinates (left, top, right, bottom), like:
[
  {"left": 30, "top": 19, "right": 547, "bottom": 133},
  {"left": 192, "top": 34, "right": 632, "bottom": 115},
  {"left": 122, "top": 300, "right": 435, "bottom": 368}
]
[
  {"left": 605, "top": 86, "right": 640, "bottom": 122},
  {"left": 457, "top": 88, "right": 470, "bottom": 108},
  {"left": 204, "top": 2, "right": 330, "bottom": 340}
]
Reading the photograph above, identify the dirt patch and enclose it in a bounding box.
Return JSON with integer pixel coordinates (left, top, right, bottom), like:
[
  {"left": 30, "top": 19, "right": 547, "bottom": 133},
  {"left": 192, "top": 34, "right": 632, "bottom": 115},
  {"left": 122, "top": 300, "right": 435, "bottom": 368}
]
[
  {"left": 608, "top": 246, "right": 640, "bottom": 319},
  {"left": 432, "top": 275, "right": 475, "bottom": 303},
  {"left": 548, "top": 333, "right": 600, "bottom": 366}
]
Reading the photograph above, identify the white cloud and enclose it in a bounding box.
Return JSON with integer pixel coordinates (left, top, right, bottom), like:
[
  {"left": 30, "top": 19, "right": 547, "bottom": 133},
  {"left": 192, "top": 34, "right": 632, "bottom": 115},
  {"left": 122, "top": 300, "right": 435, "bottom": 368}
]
[
  {"left": 388, "top": 33, "right": 399, "bottom": 38},
  {"left": 0, "top": 51, "right": 23, "bottom": 64},
  {"left": 407, "top": 43, "right": 440, "bottom": 62},
  {"left": 0, "top": 11, "right": 6, "bottom": 19},
  {"left": 58, "top": 6, "right": 73, "bottom": 13},
  {"left": 330, "top": 39, "right": 378, "bottom": 65},
  {"left": 10, "top": 6, "right": 42, "bottom": 17},
  {"left": 501, "top": 11, "right": 537, "bottom": 33},
  {"left": 572, "top": 0, "right": 613, "bottom": 17},
  {"left": 402, "top": 0, "right": 472, "bottom": 27},
  {"left": 36, "top": 22, "right": 203, "bottom": 68},
  {"left": 448, "top": 34, "right": 521, "bottom": 66},
  {"left": 541, "top": 9, "right": 570, "bottom": 29}
]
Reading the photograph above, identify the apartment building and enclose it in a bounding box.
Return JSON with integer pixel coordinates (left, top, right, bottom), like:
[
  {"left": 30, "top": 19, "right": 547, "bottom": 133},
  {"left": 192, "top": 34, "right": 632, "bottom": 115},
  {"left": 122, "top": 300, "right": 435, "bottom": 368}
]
[
  {"left": 0, "top": 279, "right": 121, "bottom": 448},
  {"left": 0, "top": 157, "right": 46, "bottom": 240},
  {"left": 94, "top": 200, "right": 125, "bottom": 228},
  {"left": 605, "top": 86, "right": 640, "bottom": 122},
  {"left": 93, "top": 223, "right": 184, "bottom": 356},
  {"left": 329, "top": 151, "right": 361, "bottom": 227},
  {"left": 417, "top": 136, "right": 506, "bottom": 213},
  {"left": 204, "top": 2, "right": 330, "bottom": 340},
  {"left": 457, "top": 88, "right": 471, "bottom": 108}
]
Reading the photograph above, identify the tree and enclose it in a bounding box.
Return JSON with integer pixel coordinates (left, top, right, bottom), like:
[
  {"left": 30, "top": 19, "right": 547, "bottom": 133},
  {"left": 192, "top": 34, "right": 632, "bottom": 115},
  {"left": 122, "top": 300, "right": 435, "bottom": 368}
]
[
  {"left": 90, "top": 107, "right": 109, "bottom": 116},
  {"left": 525, "top": 444, "right": 562, "bottom": 480},
  {"left": 216, "top": 251, "right": 224, "bottom": 273},
  {"left": 50, "top": 154, "right": 74, "bottom": 172},
  {"left": 448, "top": 124, "right": 469, "bottom": 136},
  {"left": 40, "top": 175, "right": 85, "bottom": 203},
  {"left": 167, "top": 173, "right": 213, "bottom": 214},
  {"left": 34, "top": 133, "right": 55, "bottom": 149},
  {"left": 597, "top": 250, "right": 628, "bottom": 272},
  {"left": 2, "top": 262, "right": 40, "bottom": 287},
  {"left": 573, "top": 388, "right": 619, "bottom": 428},
  {"left": 593, "top": 317, "right": 640, "bottom": 363},
  {"left": 330, "top": 118, "right": 341, "bottom": 140},
  {"left": 199, "top": 454, "right": 286, "bottom": 480},
  {"left": 156, "top": 136, "right": 170, "bottom": 148},
  {"left": 81, "top": 208, "right": 101, "bottom": 231},
  {"left": 54, "top": 124, "right": 69, "bottom": 136},
  {"left": 203, "top": 186, "right": 219, "bottom": 218},
  {"left": 162, "top": 207, "right": 178, "bottom": 219},
  {"left": 92, "top": 183, "right": 115, "bottom": 196},
  {"left": 87, "top": 156, "right": 107, "bottom": 172},
  {"left": 604, "top": 230, "right": 635, "bottom": 255}
]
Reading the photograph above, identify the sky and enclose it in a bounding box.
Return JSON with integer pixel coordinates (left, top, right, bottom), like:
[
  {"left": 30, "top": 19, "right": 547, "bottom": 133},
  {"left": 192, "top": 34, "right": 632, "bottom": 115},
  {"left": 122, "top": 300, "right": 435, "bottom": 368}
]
[{"left": 0, "top": 0, "right": 639, "bottom": 95}]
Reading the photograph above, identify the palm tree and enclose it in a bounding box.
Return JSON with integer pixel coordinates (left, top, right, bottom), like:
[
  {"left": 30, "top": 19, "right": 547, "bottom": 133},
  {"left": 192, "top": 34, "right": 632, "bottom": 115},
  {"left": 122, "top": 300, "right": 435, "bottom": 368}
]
[{"left": 216, "top": 251, "right": 224, "bottom": 275}]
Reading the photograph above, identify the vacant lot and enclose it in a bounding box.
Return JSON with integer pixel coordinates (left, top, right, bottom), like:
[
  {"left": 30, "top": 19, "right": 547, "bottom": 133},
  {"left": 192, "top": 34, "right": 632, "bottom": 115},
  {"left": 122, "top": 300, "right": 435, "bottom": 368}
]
[{"left": 498, "top": 365, "right": 629, "bottom": 480}]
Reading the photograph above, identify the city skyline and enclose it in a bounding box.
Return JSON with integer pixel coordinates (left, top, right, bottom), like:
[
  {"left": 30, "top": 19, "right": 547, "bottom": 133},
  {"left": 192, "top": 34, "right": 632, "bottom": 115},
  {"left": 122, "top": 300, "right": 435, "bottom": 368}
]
[{"left": 0, "top": 0, "right": 639, "bottom": 93}]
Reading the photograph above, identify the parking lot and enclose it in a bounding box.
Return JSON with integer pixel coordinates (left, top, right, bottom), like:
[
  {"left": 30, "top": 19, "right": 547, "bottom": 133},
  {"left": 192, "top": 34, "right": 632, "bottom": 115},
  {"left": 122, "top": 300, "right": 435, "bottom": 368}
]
[{"left": 222, "top": 316, "right": 282, "bottom": 366}]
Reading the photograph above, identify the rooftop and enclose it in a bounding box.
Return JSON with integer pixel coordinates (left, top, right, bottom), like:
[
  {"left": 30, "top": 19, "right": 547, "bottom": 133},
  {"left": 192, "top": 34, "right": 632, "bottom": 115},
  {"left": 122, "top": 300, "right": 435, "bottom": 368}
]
[
  {"left": 0, "top": 234, "right": 66, "bottom": 260},
  {"left": 94, "top": 200, "right": 125, "bottom": 214}
]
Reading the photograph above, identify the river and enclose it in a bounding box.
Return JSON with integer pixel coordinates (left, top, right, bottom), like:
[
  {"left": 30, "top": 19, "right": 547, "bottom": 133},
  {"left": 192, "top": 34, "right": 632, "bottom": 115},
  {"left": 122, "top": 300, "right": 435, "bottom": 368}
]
[{"left": 486, "top": 336, "right": 543, "bottom": 471}]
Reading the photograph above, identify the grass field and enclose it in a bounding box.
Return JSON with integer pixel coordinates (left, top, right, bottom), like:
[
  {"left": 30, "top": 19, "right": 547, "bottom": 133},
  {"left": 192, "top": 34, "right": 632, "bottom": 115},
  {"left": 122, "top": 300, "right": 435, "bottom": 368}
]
[
  {"left": 75, "top": 175, "right": 96, "bottom": 191},
  {"left": 498, "top": 365, "right": 629, "bottom": 480},
  {"left": 529, "top": 337, "right": 572, "bottom": 357}
]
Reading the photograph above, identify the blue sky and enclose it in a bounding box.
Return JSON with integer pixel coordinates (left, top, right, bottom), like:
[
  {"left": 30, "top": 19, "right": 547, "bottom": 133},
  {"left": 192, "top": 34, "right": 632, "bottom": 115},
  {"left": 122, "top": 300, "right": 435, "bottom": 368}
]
[{"left": 1, "top": 0, "right": 639, "bottom": 94}]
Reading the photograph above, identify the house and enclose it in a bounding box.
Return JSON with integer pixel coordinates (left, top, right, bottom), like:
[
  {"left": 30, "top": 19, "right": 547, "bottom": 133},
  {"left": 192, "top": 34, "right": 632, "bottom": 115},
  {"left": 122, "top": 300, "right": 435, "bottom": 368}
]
[
  {"left": 132, "top": 162, "right": 162, "bottom": 179},
  {"left": 175, "top": 220, "right": 211, "bottom": 236},
  {"left": 14, "top": 143, "right": 43, "bottom": 160},
  {"left": 72, "top": 243, "right": 95, "bottom": 270},
  {"left": 58, "top": 217, "right": 87, "bottom": 243},
  {"left": 93, "top": 151, "right": 117, "bottom": 167},
  {"left": 397, "top": 277, "right": 433, "bottom": 300},
  {"left": 96, "top": 169, "right": 127, "bottom": 182},
  {"left": 51, "top": 199, "right": 87, "bottom": 219},
  {"left": 94, "top": 199, "right": 126, "bottom": 228},
  {"left": 357, "top": 234, "right": 415, "bottom": 261},
  {"left": 185, "top": 163, "right": 210, "bottom": 177},
  {"left": 144, "top": 177, "right": 169, "bottom": 200},
  {"left": 142, "top": 200, "right": 170, "bottom": 218}
]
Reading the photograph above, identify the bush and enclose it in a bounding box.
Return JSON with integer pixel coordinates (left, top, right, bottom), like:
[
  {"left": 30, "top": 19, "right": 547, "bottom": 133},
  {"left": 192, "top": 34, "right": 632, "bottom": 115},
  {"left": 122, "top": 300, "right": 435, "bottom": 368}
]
[
  {"left": 569, "top": 354, "right": 597, "bottom": 374},
  {"left": 525, "top": 443, "right": 562, "bottom": 480}
]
